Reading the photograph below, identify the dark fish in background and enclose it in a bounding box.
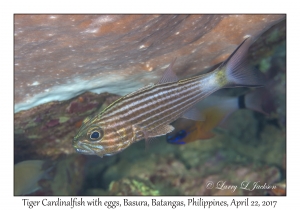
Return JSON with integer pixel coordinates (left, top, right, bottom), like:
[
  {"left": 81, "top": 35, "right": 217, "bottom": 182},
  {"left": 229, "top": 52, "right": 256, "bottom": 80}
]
[
  {"left": 73, "top": 38, "right": 265, "bottom": 157},
  {"left": 166, "top": 88, "right": 275, "bottom": 145}
]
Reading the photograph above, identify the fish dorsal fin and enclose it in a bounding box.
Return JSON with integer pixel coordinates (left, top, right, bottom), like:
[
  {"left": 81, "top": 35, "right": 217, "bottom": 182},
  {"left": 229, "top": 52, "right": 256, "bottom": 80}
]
[
  {"left": 158, "top": 58, "right": 179, "bottom": 84},
  {"left": 182, "top": 108, "right": 205, "bottom": 121}
]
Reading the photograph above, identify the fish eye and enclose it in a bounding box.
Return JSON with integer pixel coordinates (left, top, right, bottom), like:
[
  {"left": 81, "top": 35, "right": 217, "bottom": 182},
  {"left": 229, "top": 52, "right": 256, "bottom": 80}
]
[{"left": 88, "top": 128, "right": 104, "bottom": 141}]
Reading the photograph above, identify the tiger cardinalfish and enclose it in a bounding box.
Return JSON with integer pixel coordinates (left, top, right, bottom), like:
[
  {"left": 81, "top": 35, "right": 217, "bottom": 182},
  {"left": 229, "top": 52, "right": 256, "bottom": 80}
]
[
  {"left": 166, "top": 88, "right": 274, "bottom": 145},
  {"left": 73, "top": 38, "right": 264, "bottom": 157}
]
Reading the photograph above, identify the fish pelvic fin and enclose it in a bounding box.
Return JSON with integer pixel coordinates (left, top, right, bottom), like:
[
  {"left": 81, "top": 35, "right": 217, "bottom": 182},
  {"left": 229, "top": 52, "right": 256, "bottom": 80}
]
[{"left": 217, "top": 37, "right": 266, "bottom": 88}]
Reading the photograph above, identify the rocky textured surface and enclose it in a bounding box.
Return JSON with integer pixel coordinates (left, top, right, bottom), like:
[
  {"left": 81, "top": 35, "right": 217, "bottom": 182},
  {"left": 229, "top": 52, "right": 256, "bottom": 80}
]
[
  {"left": 14, "top": 14, "right": 284, "bottom": 113},
  {"left": 99, "top": 154, "right": 281, "bottom": 196},
  {"left": 14, "top": 92, "right": 113, "bottom": 162},
  {"left": 28, "top": 155, "right": 87, "bottom": 196}
]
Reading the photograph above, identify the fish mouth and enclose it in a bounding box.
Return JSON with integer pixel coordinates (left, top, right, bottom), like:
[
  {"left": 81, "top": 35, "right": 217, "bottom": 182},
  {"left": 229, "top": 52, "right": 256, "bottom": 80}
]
[{"left": 74, "top": 142, "right": 104, "bottom": 158}]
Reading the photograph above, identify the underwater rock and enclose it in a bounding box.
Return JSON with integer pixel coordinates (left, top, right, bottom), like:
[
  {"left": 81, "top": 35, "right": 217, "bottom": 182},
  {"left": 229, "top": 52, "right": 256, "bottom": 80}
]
[
  {"left": 268, "top": 180, "right": 286, "bottom": 196},
  {"left": 109, "top": 178, "right": 160, "bottom": 196},
  {"left": 14, "top": 92, "right": 112, "bottom": 162},
  {"left": 182, "top": 165, "right": 281, "bottom": 196},
  {"left": 14, "top": 14, "right": 285, "bottom": 113},
  {"left": 99, "top": 151, "right": 281, "bottom": 195},
  {"left": 49, "top": 155, "right": 87, "bottom": 195},
  {"left": 28, "top": 155, "right": 87, "bottom": 195}
]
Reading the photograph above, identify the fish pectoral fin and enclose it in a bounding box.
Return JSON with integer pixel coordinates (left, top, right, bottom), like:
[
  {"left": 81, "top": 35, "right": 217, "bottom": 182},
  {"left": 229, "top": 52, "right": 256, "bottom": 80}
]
[
  {"left": 133, "top": 124, "right": 174, "bottom": 150},
  {"left": 145, "top": 125, "right": 174, "bottom": 150},
  {"left": 157, "top": 58, "right": 179, "bottom": 84},
  {"left": 182, "top": 108, "right": 205, "bottom": 121},
  {"left": 133, "top": 123, "right": 174, "bottom": 148},
  {"left": 147, "top": 124, "right": 175, "bottom": 138}
]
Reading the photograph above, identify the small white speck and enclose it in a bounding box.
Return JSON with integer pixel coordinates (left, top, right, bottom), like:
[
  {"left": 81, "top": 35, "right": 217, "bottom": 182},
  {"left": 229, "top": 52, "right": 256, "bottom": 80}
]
[
  {"left": 48, "top": 34, "right": 53, "bottom": 36},
  {"left": 243, "top": 34, "right": 251, "bottom": 39},
  {"left": 139, "top": 45, "right": 145, "bottom": 49},
  {"left": 29, "top": 81, "right": 40, "bottom": 86},
  {"left": 175, "top": 32, "right": 180, "bottom": 35},
  {"left": 86, "top": 29, "right": 98, "bottom": 33},
  {"left": 50, "top": 16, "right": 56, "bottom": 19}
]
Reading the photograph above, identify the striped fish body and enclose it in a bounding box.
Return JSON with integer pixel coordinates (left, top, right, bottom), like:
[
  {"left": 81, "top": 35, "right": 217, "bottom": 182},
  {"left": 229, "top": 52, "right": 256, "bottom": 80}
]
[
  {"left": 73, "top": 38, "right": 264, "bottom": 157},
  {"left": 101, "top": 71, "right": 222, "bottom": 140}
]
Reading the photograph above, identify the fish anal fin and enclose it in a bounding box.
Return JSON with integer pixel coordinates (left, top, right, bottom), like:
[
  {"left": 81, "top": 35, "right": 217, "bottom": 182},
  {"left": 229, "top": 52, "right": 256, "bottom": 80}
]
[
  {"left": 182, "top": 108, "right": 205, "bottom": 121},
  {"left": 158, "top": 58, "right": 179, "bottom": 84},
  {"left": 145, "top": 137, "right": 161, "bottom": 151}
]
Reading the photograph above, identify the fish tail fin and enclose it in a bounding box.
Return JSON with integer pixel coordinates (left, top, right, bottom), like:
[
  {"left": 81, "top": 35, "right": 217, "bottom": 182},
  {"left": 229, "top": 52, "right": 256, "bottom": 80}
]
[
  {"left": 243, "top": 87, "right": 277, "bottom": 115},
  {"left": 221, "top": 37, "right": 266, "bottom": 88}
]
